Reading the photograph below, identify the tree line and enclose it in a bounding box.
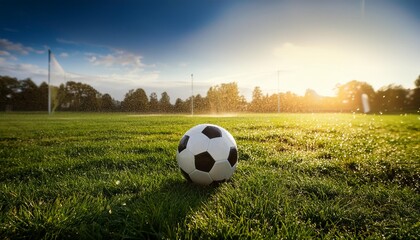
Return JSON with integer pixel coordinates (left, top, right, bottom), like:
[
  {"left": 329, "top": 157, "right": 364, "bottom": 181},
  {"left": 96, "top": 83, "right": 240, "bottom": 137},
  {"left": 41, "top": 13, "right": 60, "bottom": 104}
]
[{"left": 1, "top": 75, "right": 419, "bottom": 113}]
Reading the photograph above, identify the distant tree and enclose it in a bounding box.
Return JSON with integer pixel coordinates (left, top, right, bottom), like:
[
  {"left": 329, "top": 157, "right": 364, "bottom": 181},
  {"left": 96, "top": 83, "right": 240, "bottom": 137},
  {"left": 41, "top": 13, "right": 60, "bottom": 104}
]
[
  {"left": 249, "top": 86, "right": 264, "bottom": 112},
  {"left": 336, "top": 80, "right": 375, "bottom": 112},
  {"left": 53, "top": 84, "right": 66, "bottom": 111},
  {"left": 221, "top": 82, "right": 242, "bottom": 112},
  {"left": 376, "top": 84, "right": 409, "bottom": 113},
  {"left": 409, "top": 75, "right": 420, "bottom": 111},
  {"left": 122, "top": 88, "right": 148, "bottom": 112},
  {"left": 0, "top": 76, "right": 19, "bottom": 111},
  {"left": 149, "top": 92, "right": 158, "bottom": 112},
  {"left": 0, "top": 76, "right": 48, "bottom": 111},
  {"left": 303, "top": 89, "right": 321, "bottom": 112},
  {"left": 14, "top": 78, "right": 39, "bottom": 111},
  {"left": 192, "top": 94, "right": 209, "bottom": 113},
  {"left": 250, "top": 88, "right": 302, "bottom": 113},
  {"left": 59, "top": 81, "right": 101, "bottom": 111},
  {"left": 174, "top": 98, "right": 188, "bottom": 113},
  {"left": 281, "top": 91, "right": 303, "bottom": 112},
  {"left": 263, "top": 94, "right": 277, "bottom": 112},
  {"left": 207, "top": 82, "right": 242, "bottom": 113},
  {"left": 38, "top": 82, "right": 49, "bottom": 111},
  {"left": 238, "top": 95, "right": 248, "bottom": 112},
  {"left": 207, "top": 86, "right": 219, "bottom": 113},
  {"left": 159, "top": 92, "right": 172, "bottom": 112},
  {"left": 100, "top": 93, "right": 115, "bottom": 111}
]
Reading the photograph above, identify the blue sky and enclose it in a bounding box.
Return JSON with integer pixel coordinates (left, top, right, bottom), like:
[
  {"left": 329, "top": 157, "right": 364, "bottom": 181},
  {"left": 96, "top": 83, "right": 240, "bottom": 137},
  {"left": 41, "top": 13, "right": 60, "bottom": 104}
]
[{"left": 1, "top": 0, "right": 420, "bottom": 101}]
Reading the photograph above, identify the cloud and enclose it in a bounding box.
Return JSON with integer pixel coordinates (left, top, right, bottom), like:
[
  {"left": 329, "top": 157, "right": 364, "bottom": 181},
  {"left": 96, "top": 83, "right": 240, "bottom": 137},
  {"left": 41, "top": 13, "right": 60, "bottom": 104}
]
[
  {"left": 0, "top": 50, "right": 17, "bottom": 61},
  {"left": 0, "top": 39, "right": 29, "bottom": 54},
  {"left": 0, "top": 59, "right": 47, "bottom": 80},
  {"left": 60, "top": 52, "right": 69, "bottom": 58},
  {"left": 0, "top": 38, "right": 45, "bottom": 55},
  {"left": 56, "top": 38, "right": 80, "bottom": 45},
  {"left": 87, "top": 50, "right": 145, "bottom": 69},
  {"left": 0, "top": 50, "right": 11, "bottom": 56},
  {"left": 88, "top": 55, "right": 97, "bottom": 63}
]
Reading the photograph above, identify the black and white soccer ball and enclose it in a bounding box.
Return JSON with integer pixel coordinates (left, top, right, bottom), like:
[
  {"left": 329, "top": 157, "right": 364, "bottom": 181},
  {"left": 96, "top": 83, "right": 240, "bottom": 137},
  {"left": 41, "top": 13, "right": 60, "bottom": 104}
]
[{"left": 177, "top": 124, "right": 238, "bottom": 185}]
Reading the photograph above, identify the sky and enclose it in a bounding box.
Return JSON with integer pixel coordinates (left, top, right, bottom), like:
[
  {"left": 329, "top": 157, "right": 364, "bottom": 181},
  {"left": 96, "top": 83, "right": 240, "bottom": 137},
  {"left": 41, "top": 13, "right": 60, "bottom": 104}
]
[{"left": 1, "top": 0, "right": 420, "bottom": 102}]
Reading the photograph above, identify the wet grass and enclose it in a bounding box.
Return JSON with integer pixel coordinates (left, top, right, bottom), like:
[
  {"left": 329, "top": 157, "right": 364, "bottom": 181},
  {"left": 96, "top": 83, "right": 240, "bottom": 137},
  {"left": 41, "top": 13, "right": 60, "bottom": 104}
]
[{"left": 0, "top": 113, "right": 419, "bottom": 239}]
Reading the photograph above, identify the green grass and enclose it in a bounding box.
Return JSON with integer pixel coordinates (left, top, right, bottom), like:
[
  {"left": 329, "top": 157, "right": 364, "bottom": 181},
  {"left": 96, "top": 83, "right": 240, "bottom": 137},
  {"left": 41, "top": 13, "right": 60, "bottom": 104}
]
[{"left": 0, "top": 113, "right": 419, "bottom": 239}]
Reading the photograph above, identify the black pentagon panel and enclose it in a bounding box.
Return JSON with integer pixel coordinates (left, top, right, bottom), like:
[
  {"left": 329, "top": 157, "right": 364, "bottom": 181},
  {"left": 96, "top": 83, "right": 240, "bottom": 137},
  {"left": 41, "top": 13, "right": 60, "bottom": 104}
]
[
  {"left": 228, "top": 147, "right": 238, "bottom": 167},
  {"left": 201, "top": 126, "right": 222, "bottom": 139},
  {"left": 181, "top": 169, "right": 193, "bottom": 182},
  {"left": 178, "top": 135, "right": 190, "bottom": 152},
  {"left": 195, "top": 151, "right": 215, "bottom": 172}
]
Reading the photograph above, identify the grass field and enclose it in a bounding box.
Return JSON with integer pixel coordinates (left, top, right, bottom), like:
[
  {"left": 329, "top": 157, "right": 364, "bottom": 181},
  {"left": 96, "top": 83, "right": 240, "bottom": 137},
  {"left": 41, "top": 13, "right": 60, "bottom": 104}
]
[{"left": 0, "top": 113, "right": 419, "bottom": 239}]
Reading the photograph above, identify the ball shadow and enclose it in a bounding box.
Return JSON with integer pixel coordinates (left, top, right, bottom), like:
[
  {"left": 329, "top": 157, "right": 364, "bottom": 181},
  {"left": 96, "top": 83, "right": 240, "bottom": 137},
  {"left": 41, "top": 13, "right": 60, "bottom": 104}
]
[{"left": 105, "top": 178, "right": 221, "bottom": 239}]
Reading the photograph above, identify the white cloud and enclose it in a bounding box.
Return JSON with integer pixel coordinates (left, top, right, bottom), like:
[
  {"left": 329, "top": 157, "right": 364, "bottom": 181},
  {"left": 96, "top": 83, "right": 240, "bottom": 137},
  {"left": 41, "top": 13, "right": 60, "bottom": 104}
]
[
  {"left": 0, "top": 50, "right": 11, "bottom": 56},
  {"left": 0, "top": 60, "right": 47, "bottom": 81},
  {"left": 87, "top": 50, "right": 144, "bottom": 69},
  {"left": 0, "top": 38, "right": 45, "bottom": 55},
  {"left": 0, "top": 38, "right": 29, "bottom": 54},
  {"left": 60, "top": 52, "right": 69, "bottom": 58},
  {"left": 57, "top": 68, "right": 161, "bottom": 100},
  {"left": 0, "top": 50, "right": 17, "bottom": 61},
  {"left": 0, "top": 39, "right": 167, "bottom": 100}
]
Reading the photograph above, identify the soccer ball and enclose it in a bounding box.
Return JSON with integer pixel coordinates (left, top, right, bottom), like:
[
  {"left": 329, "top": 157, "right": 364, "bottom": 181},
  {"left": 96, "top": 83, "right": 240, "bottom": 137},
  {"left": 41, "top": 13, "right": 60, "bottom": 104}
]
[{"left": 177, "top": 124, "right": 238, "bottom": 185}]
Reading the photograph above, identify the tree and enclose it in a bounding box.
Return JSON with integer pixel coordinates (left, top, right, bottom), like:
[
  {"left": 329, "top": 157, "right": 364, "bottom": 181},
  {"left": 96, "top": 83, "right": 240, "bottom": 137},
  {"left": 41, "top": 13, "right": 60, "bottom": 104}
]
[
  {"left": 303, "top": 89, "right": 321, "bottom": 112},
  {"left": 336, "top": 80, "right": 375, "bottom": 112},
  {"left": 159, "top": 92, "right": 172, "bottom": 112},
  {"left": 207, "top": 82, "right": 243, "bottom": 113},
  {"left": 409, "top": 75, "right": 420, "bottom": 111},
  {"left": 0, "top": 76, "right": 47, "bottom": 111},
  {"left": 280, "top": 91, "right": 303, "bottom": 112},
  {"left": 249, "top": 86, "right": 264, "bottom": 112},
  {"left": 0, "top": 76, "right": 19, "bottom": 111},
  {"left": 149, "top": 92, "right": 158, "bottom": 112},
  {"left": 14, "top": 78, "right": 39, "bottom": 111},
  {"left": 174, "top": 98, "right": 188, "bottom": 113},
  {"left": 122, "top": 88, "right": 149, "bottom": 112},
  {"left": 207, "top": 86, "right": 219, "bottom": 113},
  {"left": 59, "top": 81, "right": 101, "bottom": 111},
  {"left": 38, "top": 82, "right": 49, "bottom": 111},
  {"left": 376, "top": 84, "right": 409, "bottom": 113},
  {"left": 100, "top": 93, "right": 115, "bottom": 111},
  {"left": 192, "top": 94, "right": 209, "bottom": 113}
]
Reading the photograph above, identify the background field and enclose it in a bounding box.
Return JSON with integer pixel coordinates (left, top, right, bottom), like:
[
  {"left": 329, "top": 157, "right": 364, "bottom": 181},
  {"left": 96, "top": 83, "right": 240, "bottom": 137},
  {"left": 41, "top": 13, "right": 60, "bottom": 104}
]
[{"left": 0, "top": 113, "right": 419, "bottom": 239}]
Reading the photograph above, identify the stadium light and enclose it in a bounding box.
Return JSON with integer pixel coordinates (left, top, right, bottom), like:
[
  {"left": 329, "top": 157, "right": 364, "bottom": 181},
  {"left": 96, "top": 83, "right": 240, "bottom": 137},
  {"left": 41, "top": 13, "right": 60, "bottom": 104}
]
[
  {"left": 191, "top": 73, "right": 194, "bottom": 116},
  {"left": 277, "top": 70, "right": 280, "bottom": 113},
  {"left": 48, "top": 49, "right": 51, "bottom": 114}
]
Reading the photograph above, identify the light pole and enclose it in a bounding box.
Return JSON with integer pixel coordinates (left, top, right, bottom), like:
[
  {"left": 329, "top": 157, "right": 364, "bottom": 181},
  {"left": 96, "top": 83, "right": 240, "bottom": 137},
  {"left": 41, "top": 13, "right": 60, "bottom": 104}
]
[
  {"left": 277, "top": 70, "right": 280, "bottom": 113},
  {"left": 48, "top": 49, "right": 51, "bottom": 114},
  {"left": 191, "top": 73, "right": 194, "bottom": 116}
]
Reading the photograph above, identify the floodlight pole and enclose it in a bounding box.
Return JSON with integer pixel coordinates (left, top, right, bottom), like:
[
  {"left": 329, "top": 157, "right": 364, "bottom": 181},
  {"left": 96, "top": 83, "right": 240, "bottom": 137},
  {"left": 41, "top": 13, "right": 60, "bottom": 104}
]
[
  {"left": 191, "top": 73, "right": 194, "bottom": 116},
  {"left": 48, "top": 49, "right": 51, "bottom": 115},
  {"left": 277, "top": 70, "right": 280, "bottom": 113}
]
